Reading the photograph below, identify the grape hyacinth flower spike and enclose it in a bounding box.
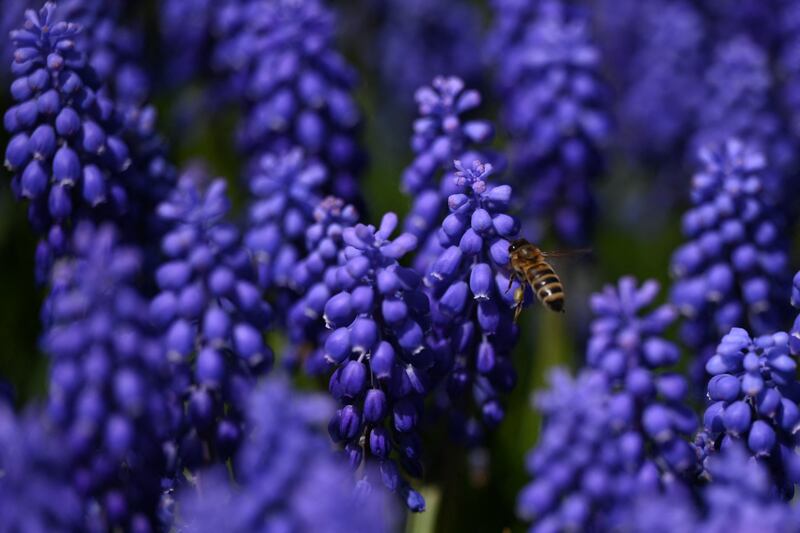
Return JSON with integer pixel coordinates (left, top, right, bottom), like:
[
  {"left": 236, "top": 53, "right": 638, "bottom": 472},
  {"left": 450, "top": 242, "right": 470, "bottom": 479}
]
[
  {"left": 4, "top": 3, "right": 133, "bottom": 274},
  {"left": 286, "top": 196, "right": 359, "bottom": 374},
  {"left": 612, "top": 444, "right": 800, "bottom": 531},
  {"left": 53, "top": 0, "right": 151, "bottom": 109},
  {"left": 244, "top": 147, "right": 326, "bottom": 290},
  {"left": 401, "top": 76, "right": 496, "bottom": 272},
  {"left": 517, "top": 369, "right": 669, "bottom": 531},
  {"left": 0, "top": 406, "right": 84, "bottom": 532},
  {"left": 43, "top": 222, "right": 173, "bottom": 530},
  {"left": 376, "top": 0, "right": 483, "bottom": 112},
  {"left": 425, "top": 159, "right": 521, "bottom": 438},
  {"left": 619, "top": 0, "right": 705, "bottom": 162},
  {"left": 693, "top": 36, "right": 794, "bottom": 201},
  {"left": 490, "top": 0, "right": 611, "bottom": 244},
  {"left": 151, "top": 173, "right": 273, "bottom": 469},
  {"left": 587, "top": 276, "right": 698, "bottom": 473},
  {"left": 180, "top": 378, "right": 397, "bottom": 533},
  {"left": 702, "top": 327, "right": 800, "bottom": 498},
  {"left": 670, "top": 140, "right": 792, "bottom": 382},
  {"left": 322, "top": 211, "right": 431, "bottom": 511},
  {"left": 212, "top": 0, "right": 364, "bottom": 204}
]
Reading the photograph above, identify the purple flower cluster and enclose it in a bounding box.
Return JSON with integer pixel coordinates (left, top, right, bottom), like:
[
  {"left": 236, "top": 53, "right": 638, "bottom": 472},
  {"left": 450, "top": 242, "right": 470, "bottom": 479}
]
[
  {"left": 151, "top": 174, "right": 272, "bottom": 467},
  {"left": 490, "top": 0, "right": 611, "bottom": 244},
  {"left": 426, "top": 160, "right": 520, "bottom": 436},
  {"left": 619, "top": 0, "right": 705, "bottom": 161},
  {"left": 53, "top": 0, "right": 150, "bottom": 109},
  {"left": 4, "top": 2, "right": 175, "bottom": 283},
  {"left": 0, "top": 0, "right": 29, "bottom": 78},
  {"left": 375, "top": 0, "right": 483, "bottom": 110},
  {"left": 212, "top": 0, "right": 364, "bottom": 204},
  {"left": 287, "top": 196, "right": 359, "bottom": 374},
  {"left": 179, "top": 378, "right": 397, "bottom": 533},
  {"left": 702, "top": 327, "right": 800, "bottom": 498},
  {"left": 587, "top": 277, "right": 697, "bottom": 473},
  {"left": 671, "top": 140, "right": 791, "bottom": 375},
  {"left": 5, "top": 5, "right": 131, "bottom": 268},
  {"left": 244, "top": 148, "right": 326, "bottom": 290},
  {"left": 401, "top": 76, "right": 495, "bottom": 273},
  {"left": 43, "top": 222, "right": 171, "bottom": 530},
  {"left": 614, "top": 445, "right": 800, "bottom": 532},
  {"left": 158, "top": 0, "right": 213, "bottom": 85},
  {"left": 322, "top": 212, "right": 430, "bottom": 511},
  {"left": 0, "top": 405, "right": 83, "bottom": 532},
  {"left": 7, "top": 0, "right": 800, "bottom": 530},
  {"left": 517, "top": 368, "right": 668, "bottom": 531},
  {"left": 693, "top": 37, "right": 794, "bottom": 191},
  {"left": 779, "top": 1, "right": 800, "bottom": 151}
]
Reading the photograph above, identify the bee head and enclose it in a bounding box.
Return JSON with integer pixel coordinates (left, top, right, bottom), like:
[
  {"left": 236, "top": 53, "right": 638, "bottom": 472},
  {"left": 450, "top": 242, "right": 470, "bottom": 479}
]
[{"left": 508, "top": 239, "right": 529, "bottom": 253}]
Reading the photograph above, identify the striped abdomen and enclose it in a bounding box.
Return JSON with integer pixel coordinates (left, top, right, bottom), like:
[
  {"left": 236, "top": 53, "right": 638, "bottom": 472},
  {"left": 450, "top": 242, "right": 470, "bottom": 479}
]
[{"left": 526, "top": 260, "right": 565, "bottom": 313}]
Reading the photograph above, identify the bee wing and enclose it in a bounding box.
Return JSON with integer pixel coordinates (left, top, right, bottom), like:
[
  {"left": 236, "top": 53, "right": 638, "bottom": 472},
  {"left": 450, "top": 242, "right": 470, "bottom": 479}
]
[{"left": 541, "top": 248, "right": 592, "bottom": 259}]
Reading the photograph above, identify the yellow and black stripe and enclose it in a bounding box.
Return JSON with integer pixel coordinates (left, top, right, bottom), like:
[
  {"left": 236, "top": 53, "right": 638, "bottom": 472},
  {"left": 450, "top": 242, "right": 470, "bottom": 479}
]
[{"left": 527, "top": 261, "right": 565, "bottom": 313}]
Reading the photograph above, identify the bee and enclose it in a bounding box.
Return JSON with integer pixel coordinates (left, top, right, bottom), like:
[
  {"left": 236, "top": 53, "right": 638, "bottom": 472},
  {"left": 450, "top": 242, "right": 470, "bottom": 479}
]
[{"left": 507, "top": 238, "right": 589, "bottom": 322}]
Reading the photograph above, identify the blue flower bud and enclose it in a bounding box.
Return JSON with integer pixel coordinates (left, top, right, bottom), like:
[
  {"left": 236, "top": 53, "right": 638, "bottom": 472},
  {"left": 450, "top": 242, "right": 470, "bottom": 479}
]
[
  {"left": 708, "top": 374, "right": 741, "bottom": 402},
  {"left": 340, "top": 361, "right": 367, "bottom": 400},
  {"left": 722, "top": 401, "right": 752, "bottom": 435},
  {"left": 20, "top": 160, "right": 47, "bottom": 199},
  {"left": 48, "top": 183, "right": 72, "bottom": 219},
  {"left": 337, "top": 405, "right": 362, "bottom": 440},
  {"left": 370, "top": 427, "right": 390, "bottom": 458},
  {"left": 324, "top": 328, "right": 351, "bottom": 364},
  {"left": 370, "top": 341, "right": 395, "bottom": 379},
  {"left": 747, "top": 420, "right": 776, "bottom": 456},
  {"left": 324, "top": 291, "right": 354, "bottom": 328},
  {"left": 393, "top": 400, "right": 418, "bottom": 432},
  {"left": 364, "top": 389, "right": 387, "bottom": 424}
]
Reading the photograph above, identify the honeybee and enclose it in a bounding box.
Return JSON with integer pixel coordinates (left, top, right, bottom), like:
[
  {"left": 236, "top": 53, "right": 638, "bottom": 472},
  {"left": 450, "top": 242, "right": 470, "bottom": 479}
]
[{"left": 507, "top": 239, "right": 589, "bottom": 322}]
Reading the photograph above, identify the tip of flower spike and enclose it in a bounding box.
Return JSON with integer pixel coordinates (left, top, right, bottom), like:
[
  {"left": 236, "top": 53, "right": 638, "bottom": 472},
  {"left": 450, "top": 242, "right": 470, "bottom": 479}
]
[{"left": 453, "top": 159, "right": 492, "bottom": 194}]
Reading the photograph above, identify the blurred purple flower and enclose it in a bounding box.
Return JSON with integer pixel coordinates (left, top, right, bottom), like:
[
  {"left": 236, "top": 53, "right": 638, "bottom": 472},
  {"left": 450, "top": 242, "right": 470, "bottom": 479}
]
[
  {"left": 700, "top": 444, "right": 800, "bottom": 532},
  {"left": 588, "top": 277, "right": 698, "bottom": 474},
  {"left": 180, "top": 378, "right": 398, "bottom": 533},
  {"left": 490, "top": 0, "right": 611, "bottom": 244},
  {"left": 244, "top": 148, "right": 327, "bottom": 289},
  {"left": 376, "top": 0, "right": 483, "bottom": 111},
  {"left": 152, "top": 173, "right": 272, "bottom": 469},
  {"left": 670, "top": 140, "right": 792, "bottom": 380},
  {"left": 212, "top": 0, "right": 364, "bottom": 204},
  {"left": 517, "top": 368, "right": 670, "bottom": 531},
  {"left": 611, "top": 445, "right": 800, "bottom": 532},
  {"left": 286, "top": 196, "right": 359, "bottom": 374},
  {"left": 778, "top": 1, "right": 800, "bottom": 152},
  {"left": 42, "top": 222, "right": 173, "bottom": 530},
  {"left": 693, "top": 36, "right": 794, "bottom": 199},
  {"left": 700, "top": 0, "right": 780, "bottom": 49},
  {"left": 159, "top": 0, "right": 214, "bottom": 85},
  {"left": 0, "top": 406, "right": 84, "bottom": 532},
  {"left": 619, "top": 0, "right": 705, "bottom": 162}
]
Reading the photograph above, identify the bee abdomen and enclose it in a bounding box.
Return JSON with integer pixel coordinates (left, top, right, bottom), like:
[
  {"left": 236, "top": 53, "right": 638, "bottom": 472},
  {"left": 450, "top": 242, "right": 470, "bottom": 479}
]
[{"left": 529, "top": 262, "right": 565, "bottom": 313}]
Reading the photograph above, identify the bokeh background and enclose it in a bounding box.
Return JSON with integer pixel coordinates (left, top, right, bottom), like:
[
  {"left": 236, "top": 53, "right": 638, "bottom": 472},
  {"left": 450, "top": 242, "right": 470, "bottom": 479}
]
[{"left": 0, "top": 0, "right": 791, "bottom": 531}]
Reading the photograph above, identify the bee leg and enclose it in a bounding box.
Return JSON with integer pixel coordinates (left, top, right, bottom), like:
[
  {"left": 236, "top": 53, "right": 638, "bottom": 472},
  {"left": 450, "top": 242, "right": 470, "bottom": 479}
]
[
  {"left": 505, "top": 273, "right": 516, "bottom": 294},
  {"left": 513, "top": 286, "right": 524, "bottom": 323}
]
